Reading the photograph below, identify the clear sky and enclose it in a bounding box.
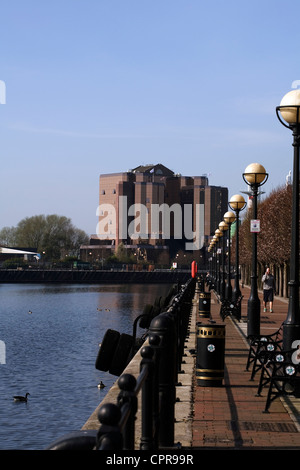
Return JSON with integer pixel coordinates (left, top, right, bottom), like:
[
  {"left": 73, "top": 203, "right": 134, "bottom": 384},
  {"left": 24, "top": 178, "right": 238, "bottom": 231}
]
[{"left": 0, "top": 0, "right": 299, "bottom": 236}]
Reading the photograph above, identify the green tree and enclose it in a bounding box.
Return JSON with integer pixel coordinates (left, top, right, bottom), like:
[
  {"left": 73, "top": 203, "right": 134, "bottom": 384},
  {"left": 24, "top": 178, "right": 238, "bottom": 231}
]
[
  {"left": 115, "top": 242, "right": 135, "bottom": 263},
  {"left": 0, "top": 226, "right": 17, "bottom": 246},
  {"left": 15, "top": 215, "right": 47, "bottom": 251},
  {"left": 1, "top": 214, "right": 89, "bottom": 261}
]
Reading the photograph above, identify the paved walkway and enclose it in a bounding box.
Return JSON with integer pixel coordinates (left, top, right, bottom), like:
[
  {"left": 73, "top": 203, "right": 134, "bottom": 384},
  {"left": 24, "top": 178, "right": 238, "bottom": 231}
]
[{"left": 191, "top": 285, "right": 300, "bottom": 450}]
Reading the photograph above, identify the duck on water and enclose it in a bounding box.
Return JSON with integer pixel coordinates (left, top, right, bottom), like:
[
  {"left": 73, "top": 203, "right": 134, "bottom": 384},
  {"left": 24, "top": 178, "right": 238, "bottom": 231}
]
[{"left": 13, "top": 393, "right": 30, "bottom": 402}]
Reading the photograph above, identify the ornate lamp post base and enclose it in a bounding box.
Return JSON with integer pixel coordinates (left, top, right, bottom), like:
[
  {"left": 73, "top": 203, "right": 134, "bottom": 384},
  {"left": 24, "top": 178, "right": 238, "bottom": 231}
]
[{"left": 247, "top": 283, "right": 261, "bottom": 337}]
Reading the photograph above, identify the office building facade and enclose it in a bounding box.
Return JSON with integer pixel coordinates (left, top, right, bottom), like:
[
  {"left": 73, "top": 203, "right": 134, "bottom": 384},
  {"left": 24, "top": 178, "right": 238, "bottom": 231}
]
[{"left": 81, "top": 164, "right": 228, "bottom": 264}]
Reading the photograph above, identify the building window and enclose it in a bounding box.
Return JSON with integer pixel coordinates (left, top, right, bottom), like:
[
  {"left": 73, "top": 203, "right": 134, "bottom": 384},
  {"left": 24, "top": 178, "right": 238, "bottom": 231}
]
[{"left": 101, "top": 189, "right": 105, "bottom": 195}]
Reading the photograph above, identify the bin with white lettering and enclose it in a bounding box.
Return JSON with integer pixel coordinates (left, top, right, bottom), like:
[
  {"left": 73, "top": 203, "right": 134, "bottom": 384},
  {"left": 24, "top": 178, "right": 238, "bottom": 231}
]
[
  {"left": 198, "top": 292, "right": 211, "bottom": 319},
  {"left": 196, "top": 324, "right": 225, "bottom": 386}
]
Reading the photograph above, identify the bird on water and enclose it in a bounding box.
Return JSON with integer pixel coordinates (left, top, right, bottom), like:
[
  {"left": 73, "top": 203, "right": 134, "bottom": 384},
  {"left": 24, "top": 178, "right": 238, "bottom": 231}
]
[
  {"left": 98, "top": 381, "right": 106, "bottom": 389},
  {"left": 13, "top": 393, "right": 30, "bottom": 402}
]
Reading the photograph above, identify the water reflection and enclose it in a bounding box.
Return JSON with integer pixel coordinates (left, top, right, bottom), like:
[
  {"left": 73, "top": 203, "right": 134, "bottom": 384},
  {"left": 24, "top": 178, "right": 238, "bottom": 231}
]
[{"left": 0, "top": 283, "right": 172, "bottom": 450}]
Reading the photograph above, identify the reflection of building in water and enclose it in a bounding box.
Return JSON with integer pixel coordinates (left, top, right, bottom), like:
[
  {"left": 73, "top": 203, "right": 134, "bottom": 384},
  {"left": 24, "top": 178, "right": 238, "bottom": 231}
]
[{"left": 80, "top": 163, "right": 228, "bottom": 263}]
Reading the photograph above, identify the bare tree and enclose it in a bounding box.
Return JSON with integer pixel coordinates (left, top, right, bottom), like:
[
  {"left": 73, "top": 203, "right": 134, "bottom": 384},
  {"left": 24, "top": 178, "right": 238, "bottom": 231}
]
[{"left": 237, "top": 185, "right": 293, "bottom": 295}]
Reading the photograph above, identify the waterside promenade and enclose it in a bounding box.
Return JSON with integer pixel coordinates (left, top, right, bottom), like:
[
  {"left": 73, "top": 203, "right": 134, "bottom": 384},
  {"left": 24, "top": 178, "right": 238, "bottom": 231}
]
[
  {"left": 191, "top": 285, "right": 300, "bottom": 450},
  {"left": 82, "top": 283, "right": 300, "bottom": 451}
]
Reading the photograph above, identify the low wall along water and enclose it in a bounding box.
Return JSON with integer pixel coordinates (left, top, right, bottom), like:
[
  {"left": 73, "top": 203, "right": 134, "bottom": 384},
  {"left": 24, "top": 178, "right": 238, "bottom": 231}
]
[{"left": 0, "top": 269, "right": 190, "bottom": 284}]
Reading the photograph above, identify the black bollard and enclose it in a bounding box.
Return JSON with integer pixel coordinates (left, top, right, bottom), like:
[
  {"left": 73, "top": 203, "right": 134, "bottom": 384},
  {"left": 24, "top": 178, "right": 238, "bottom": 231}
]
[
  {"left": 198, "top": 276, "right": 205, "bottom": 293},
  {"left": 139, "top": 344, "right": 156, "bottom": 450},
  {"left": 117, "top": 374, "right": 137, "bottom": 450},
  {"left": 198, "top": 291, "right": 211, "bottom": 319},
  {"left": 149, "top": 312, "right": 176, "bottom": 448}
]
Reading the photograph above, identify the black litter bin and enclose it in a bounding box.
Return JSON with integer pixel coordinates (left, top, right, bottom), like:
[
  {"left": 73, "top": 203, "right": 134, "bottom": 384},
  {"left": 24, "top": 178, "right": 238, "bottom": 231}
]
[
  {"left": 196, "top": 323, "right": 225, "bottom": 386},
  {"left": 198, "top": 292, "right": 211, "bottom": 318},
  {"left": 197, "top": 278, "right": 204, "bottom": 292}
]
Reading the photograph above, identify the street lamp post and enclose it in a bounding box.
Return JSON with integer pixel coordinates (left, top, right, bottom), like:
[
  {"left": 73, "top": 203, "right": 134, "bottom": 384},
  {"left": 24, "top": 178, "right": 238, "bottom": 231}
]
[
  {"left": 223, "top": 211, "right": 236, "bottom": 302},
  {"left": 276, "top": 90, "right": 300, "bottom": 350},
  {"left": 210, "top": 246, "right": 214, "bottom": 282},
  {"left": 219, "top": 220, "right": 229, "bottom": 301},
  {"left": 212, "top": 233, "right": 219, "bottom": 294},
  {"left": 243, "top": 163, "right": 268, "bottom": 337},
  {"left": 209, "top": 241, "right": 215, "bottom": 284},
  {"left": 215, "top": 229, "right": 223, "bottom": 295},
  {"left": 228, "top": 194, "right": 247, "bottom": 320},
  {"left": 207, "top": 244, "right": 212, "bottom": 279},
  {"left": 211, "top": 238, "right": 217, "bottom": 288}
]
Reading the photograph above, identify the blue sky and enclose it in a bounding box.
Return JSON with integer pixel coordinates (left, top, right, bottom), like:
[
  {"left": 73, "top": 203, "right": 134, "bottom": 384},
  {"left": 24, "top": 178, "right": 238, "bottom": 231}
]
[{"left": 0, "top": 0, "right": 299, "bottom": 236}]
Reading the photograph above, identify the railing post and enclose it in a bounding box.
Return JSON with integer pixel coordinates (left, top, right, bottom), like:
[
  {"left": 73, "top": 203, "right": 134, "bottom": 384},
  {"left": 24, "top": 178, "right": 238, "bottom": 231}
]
[
  {"left": 117, "top": 374, "right": 137, "bottom": 450},
  {"left": 149, "top": 312, "right": 176, "bottom": 448},
  {"left": 96, "top": 403, "right": 123, "bottom": 450},
  {"left": 148, "top": 333, "right": 161, "bottom": 449},
  {"left": 175, "top": 279, "right": 195, "bottom": 372},
  {"left": 139, "top": 344, "right": 156, "bottom": 450}
]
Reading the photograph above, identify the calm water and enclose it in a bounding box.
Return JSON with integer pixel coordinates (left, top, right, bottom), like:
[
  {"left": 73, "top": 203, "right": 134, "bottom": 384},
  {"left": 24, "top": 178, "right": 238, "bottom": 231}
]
[{"left": 0, "top": 282, "right": 171, "bottom": 450}]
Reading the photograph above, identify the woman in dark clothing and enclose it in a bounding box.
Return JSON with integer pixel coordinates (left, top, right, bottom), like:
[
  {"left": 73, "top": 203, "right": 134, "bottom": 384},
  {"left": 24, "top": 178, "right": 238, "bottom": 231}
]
[{"left": 262, "top": 267, "right": 276, "bottom": 313}]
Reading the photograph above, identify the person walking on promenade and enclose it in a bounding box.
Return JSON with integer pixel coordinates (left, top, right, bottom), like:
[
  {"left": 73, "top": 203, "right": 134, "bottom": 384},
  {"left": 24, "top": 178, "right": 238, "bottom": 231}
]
[{"left": 262, "top": 267, "right": 276, "bottom": 313}]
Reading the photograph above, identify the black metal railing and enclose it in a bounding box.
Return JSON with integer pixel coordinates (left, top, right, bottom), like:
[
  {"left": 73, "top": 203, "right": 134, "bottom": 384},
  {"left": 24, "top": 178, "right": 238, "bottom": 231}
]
[{"left": 46, "top": 277, "right": 196, "bottom": 450}]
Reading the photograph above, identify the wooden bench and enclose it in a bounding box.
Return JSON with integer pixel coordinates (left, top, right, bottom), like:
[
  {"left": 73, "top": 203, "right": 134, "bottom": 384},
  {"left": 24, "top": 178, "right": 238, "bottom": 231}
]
[
  {"left": 220, "top": 295, "right": 243, "bottom": 321},
  {"left": 245, "top": 323, "right": 284, "bottom": 379}
]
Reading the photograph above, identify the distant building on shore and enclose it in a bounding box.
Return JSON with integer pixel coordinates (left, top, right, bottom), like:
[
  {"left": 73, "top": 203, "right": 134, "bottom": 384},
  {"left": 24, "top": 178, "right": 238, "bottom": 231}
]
[
  {"left": 80, "top": 164, "right": 228, "bottom": 265},
  {"left": 0, "top": 246, "right": 40, "bottom": 264}
]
